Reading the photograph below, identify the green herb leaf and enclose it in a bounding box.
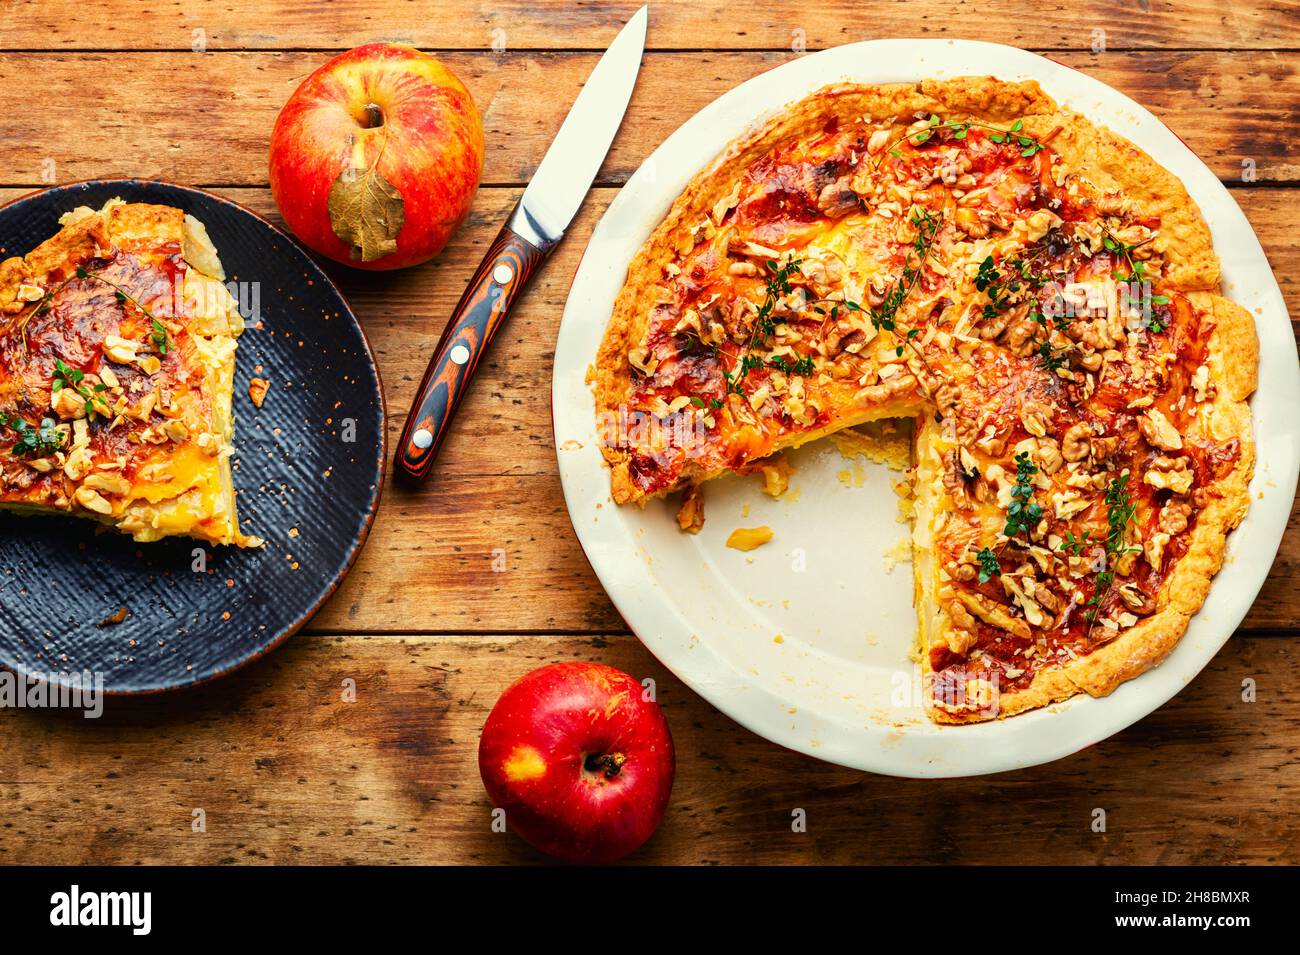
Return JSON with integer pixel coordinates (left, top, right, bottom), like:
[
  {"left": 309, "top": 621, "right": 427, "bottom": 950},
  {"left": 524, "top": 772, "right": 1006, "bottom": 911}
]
[{"left": 976, "top": 547, "right": 1002, "bottom": 584}]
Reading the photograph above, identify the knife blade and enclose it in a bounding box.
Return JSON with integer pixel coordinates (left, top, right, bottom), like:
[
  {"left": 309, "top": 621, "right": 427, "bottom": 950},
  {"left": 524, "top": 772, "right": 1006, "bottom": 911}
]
[{"left": 394, "top": 6, "right": 648, "bottom": 483}]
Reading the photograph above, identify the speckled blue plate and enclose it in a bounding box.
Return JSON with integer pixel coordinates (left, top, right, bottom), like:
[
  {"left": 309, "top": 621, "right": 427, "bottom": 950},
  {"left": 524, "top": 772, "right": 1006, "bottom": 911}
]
[{"left": 0, "top": 180, "right": 385, "bottom": 692}]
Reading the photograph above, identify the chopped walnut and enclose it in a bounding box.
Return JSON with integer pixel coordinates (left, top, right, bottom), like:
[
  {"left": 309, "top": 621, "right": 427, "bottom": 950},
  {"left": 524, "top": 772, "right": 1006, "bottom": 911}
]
[
  {"left": 1116, "top": 581, "right": 1155, "bottom": 615},
  {"left": 1138, "top": 408, "right": 1183, "bottom": 451},
  {"left": 1061, "top": 422, "right": 1092, "bottom": 462},
  {"left": 1158, "top": 499, "right": 1193, "bottom": 535},
  {"left": 102, "top": 335, "right": 139, "bottom": 364},
  {"left": 954, "top": 206, "right": 990, "bottom": 238},
  {"left": 162, "top": 418, "right": 190, "bottom": 443},
  {"left": 866, "top": 129, "right": 891, "bottom": 154},
  {"left": 1090, "top": 434, "right": 1119, "bottom": 462},
  {"left": 63, "top": 446, "right": 93, "bottom": 482},
  {"left": 73, "top": 485, "right": 114, "bottom": 514},
  {"left": 1024, "top": 209, "right": 1062, "bottom": 242},
  {"left": 1144, "top": 532, "right": 1171, "bottom": 571},
  {"left": 948, "top": 599, "right": 978, "bottom": 633},
  {"left": 854, "top": 372, "right": 917, "bottom": 405},
  {"left": 1001, "top": 315, "right": 1040, "bottom": 358},
  {"left": 950, "top": 561, "right": 976, "bottom": 582},
  {"left": 934, "top": 382, "right": 961, "bottom": 420},
  {"left": 942, "top": 449, "right": 976, "bottom": 505},
  {"left": 246, "top": 379, "right": 270, "bottom": 407},
  {"left": 1001, "top": 574, "right": 1048, "bottom": 627},
  {"left": 1034, "top": 437, "right": 1064, "bottom": 475},
  {"left": 1144, "top": 456, "right": 1194, "bottom": 495},
  {"left": 82, "top": 471, "right": 131, "bottom": 497},
  {"left": 956, "top": 589, "right": 1032, "bottom": 639},
  {"left": 628, "top": 347, "right": 659, "bottom": 376},
  {"left": 1019, "top": 403, "right": 1050, "bottom": 438},
  {"left": 825, "top": 318, "right": 866, "bottom": 355},
  {"left": 50, "top": 384, "right": 87, "bottom": 420}
]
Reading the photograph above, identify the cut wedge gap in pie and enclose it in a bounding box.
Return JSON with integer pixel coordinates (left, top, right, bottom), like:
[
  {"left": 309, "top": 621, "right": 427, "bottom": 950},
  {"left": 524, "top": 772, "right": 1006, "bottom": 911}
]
[
  {"left": 0, "top": 198, "right": 259, "bottom": 547},
  {"left": 593, "top": 77, "right": 1257, "bottom": 724}
]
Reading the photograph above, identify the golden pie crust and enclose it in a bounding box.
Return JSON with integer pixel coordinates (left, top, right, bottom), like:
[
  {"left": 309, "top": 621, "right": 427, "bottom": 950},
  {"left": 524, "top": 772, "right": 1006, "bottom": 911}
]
[
  {"left": 593, "top": 77, "right": 1258, "bottom": 723},
  {"left": 0, "top": 199, "right": 255, "bottom": 546}
]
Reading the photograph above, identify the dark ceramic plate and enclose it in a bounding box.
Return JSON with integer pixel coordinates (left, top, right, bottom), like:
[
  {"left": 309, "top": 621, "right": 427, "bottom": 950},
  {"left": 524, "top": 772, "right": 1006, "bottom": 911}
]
[{"left": 0, "top": 180, "right": 385, "bottom": 692}]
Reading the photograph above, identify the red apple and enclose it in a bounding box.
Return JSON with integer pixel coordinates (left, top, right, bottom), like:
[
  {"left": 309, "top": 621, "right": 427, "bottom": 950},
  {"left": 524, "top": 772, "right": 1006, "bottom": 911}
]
[
  {"left": 268, "top": 42, "right": 484, "bottom": 270},
  {"left": 479, "top": 662, "right": 675, "bottom": 863}
]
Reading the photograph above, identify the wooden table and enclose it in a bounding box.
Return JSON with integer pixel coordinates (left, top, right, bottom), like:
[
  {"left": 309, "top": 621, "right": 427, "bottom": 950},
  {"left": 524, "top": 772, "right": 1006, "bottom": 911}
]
[{"left": 1, "top": 0, "right": 1297, "bottom": 865}]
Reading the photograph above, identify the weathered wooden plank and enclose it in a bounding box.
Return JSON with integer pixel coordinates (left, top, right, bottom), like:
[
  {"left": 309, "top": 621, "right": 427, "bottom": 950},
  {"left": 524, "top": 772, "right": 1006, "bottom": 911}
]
[
  {"left": 2, "top": 0, "right": 1297, "bottom": 51},
  {"left": 1, "top": 633, "right": 1295, "bottom": 865},
  {"left": 1, "top": 185, "right": 1295, "bottom": 633},
  {"left": 0, "top": 51, "right": 1296, "bottom": 187}
]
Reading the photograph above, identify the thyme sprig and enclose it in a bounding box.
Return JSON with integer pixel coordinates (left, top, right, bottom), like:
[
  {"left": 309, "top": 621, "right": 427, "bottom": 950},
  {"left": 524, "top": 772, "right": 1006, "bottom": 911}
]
[
  {"left": 1062, "top": 530, "right": 1092, "bottom": 556},
  {"left": 720, "top": 255, "right": 807, "bottom": 397},
  {"left": 52, "top": 358, "right": 109, "bottom": 418},
  {"left": 1084, "top": 472, "right": 1141, "bottom": 624},
  {"left": 73, "top": 267, "right": 171, "bottom": 355},
  {"left": 875, "top": 116, "right": 1046, "bottom": 169},
  {"left": 0, "top": 413, "right": 64, "bottom": 457},
  {"left": 1102, "top": 230, "right": 1169, "bottom": 333},
  {"left": 976, "top": 546, "right": 1002, "bottom": 584},
  {"left": 972, "top": 244, "right": 1074, "bottom": 372},
  {"left": 871, "top": 208, "right": 943, "bottom": 340},
  {"left": 1003, "top": 451, "right": 1043, "bottom": 538}
]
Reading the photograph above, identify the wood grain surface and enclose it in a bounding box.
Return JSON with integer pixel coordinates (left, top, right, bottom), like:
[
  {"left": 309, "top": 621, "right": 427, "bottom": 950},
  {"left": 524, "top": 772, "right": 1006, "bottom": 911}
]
[
  {"left": 3, "top": 634, "right": 1296, "bottom": 865},
  {"left": 0, "top": 51, "right": 1296, "bottom": 185},
  {"left": 0, "top": 0, "right": 1296, "bottom": 866}
]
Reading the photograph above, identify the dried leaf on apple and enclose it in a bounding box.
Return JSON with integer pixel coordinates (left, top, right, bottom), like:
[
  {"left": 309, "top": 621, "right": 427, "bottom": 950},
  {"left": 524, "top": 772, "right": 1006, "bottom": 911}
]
[{"left": 327, "top": 166, "right": 405, "bottom": 262}]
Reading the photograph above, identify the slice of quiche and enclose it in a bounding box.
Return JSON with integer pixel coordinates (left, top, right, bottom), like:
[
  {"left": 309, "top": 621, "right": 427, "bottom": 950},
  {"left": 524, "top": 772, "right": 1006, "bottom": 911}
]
[{"left": 0, "top": 199, "right": 258, "bottom": 546}]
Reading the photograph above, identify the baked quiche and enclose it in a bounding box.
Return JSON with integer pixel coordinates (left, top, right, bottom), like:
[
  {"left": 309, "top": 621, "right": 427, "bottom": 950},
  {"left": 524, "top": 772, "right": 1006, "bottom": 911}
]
[
  {"left": 0, "top": 199, "right": 257, "bottom": 546},
  {"left": 594, "top": 78, "right": 1257, "bottom": 723}
]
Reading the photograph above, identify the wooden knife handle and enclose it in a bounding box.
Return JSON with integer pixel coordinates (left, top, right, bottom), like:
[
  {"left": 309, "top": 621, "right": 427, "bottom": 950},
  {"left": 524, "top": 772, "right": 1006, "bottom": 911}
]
[{"left": 394, "top": 220, "right": 547, "bottom": 483}]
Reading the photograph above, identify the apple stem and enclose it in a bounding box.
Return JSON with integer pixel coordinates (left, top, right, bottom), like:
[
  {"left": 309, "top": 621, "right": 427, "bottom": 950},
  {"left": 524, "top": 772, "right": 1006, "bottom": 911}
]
[
  {"left": 361, "top": 103, "right": 384, "bottom": 129},
  {"left": 584, "top": 752, "right": 627, "bottom": 779}
]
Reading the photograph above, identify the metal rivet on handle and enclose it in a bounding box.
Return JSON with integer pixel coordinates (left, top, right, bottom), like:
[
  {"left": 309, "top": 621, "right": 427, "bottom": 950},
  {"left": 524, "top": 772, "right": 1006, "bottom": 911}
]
[
  {"left": 450, "top": 344, "right": 471, "bottom": 365},
  {"left": 493, "top": 263, "right": 514, "bottom": 284},
  {"left": 412, "top": 428, "right": 433, "bottom": 450}
]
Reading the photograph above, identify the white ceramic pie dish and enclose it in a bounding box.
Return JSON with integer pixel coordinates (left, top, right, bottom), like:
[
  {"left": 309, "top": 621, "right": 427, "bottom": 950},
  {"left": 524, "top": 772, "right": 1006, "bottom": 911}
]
[{"left": 551, "top": 39, "right": 1298, "bottom": 777}]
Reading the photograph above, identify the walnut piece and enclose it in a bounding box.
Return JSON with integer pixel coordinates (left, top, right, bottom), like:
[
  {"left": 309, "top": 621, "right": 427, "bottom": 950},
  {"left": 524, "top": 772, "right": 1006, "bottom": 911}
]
[
  {"left": 248, "top": 377, "right": 271, "bottom": 408},
  {"left": 50, "top": 385, "right": 87, "bottom": 420},
  {"left": 102, "top": 335, "right": 139, "bottom": 364},
  {"left": 1139, "top": 408, "right": 1183, "bottom": 451},
  {"left": 73, "top": 485, "right": 113, "bottom": 514},
  {"left": 1144, "top": 456, "right": 1194, "bottom": 495},
  {"left": 1158, "top": 499, "right": 1193, "bottom": 535},
  {"left": 1061, "top": 423, "right": 1092, "bottom": 462}
]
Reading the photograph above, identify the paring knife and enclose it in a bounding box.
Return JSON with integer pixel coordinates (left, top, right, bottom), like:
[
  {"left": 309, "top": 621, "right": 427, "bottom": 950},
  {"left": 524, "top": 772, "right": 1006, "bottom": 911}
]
[{"left": 394, "top": 5, "right": 648, "bottom": 483}]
